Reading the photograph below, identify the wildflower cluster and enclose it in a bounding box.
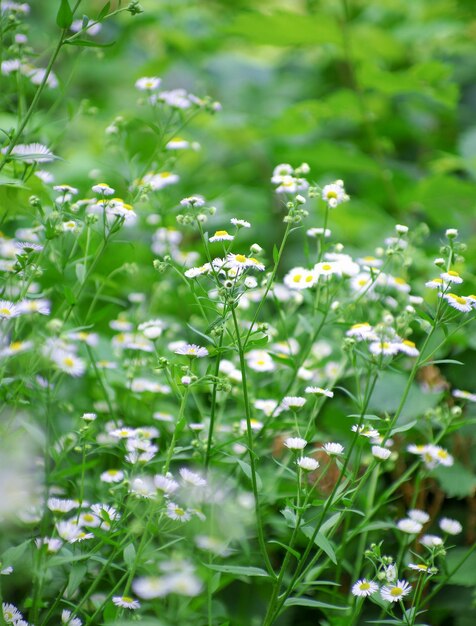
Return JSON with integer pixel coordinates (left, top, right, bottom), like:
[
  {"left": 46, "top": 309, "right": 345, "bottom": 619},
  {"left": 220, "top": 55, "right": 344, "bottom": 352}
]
[{"left": 0, "top": 5, "right": 475, "bottom": 626}]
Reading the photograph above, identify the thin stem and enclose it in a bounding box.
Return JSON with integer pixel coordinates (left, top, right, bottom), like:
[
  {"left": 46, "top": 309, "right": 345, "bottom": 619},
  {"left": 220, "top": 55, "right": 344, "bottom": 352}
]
[{"left": 230, "top": 305, "right": 275, "bottom": 577}]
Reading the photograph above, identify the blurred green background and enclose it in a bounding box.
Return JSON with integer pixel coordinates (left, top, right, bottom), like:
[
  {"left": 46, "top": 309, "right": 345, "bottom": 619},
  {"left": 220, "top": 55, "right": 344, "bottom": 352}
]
[{"left": 21, "top": 0, "right": 476, "bottom": 254}]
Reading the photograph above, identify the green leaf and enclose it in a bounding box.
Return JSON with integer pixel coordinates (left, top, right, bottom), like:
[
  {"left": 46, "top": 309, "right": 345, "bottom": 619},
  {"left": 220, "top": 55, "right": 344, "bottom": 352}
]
[
  {"left": 444, "top": 547, "right": 476, "bottom": 587},
  {"left": 284, "top": 597, "right": 348, "bottom": 610},
  {"left": 0, "top": 174, "right": 27, "bottom": 188},
  {"left": 272, "top": 244, "right": 279, "bottom": 265},
  {"left": 205, "top": 564, "right": 270, "bottom": 578},
  {"left": 98, "top": 1, "right": 111, "bottom": 20},
  {"left": 389, "top": 420, "right": 417, "bottom": 436},
  {"left": 123, "top": 543, "right": 136, "bottom": 567},
  {"left": 1, "top": 540, "right": 30, "bottom": 565},
  {"left": 268, "top": 540, "right": 301, "bottom": 560},
  {"left": 302, "top": 526, "right": 337, "bottom": 564},
  {"left": 245, "top": 335, "right": 268, "bottom": 349},
  {"left": 67, "top": 564, "right": 87, "bottom": 596},
  {"left": 236, "top": 458, "right": 262, "bottom": 490},
  {"left": 431, "top": 461, "right": 476, "bottom": 498},
  {"left": 56, "top": 0, "right": 73, "bottom": 29},
  {"left": 64, "top": 38, "right": 116, "bottom": 48}
]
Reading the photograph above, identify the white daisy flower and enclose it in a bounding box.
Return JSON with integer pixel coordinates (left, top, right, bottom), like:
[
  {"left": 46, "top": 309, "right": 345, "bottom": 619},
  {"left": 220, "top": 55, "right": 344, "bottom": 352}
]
[
  {"left": 425, "top": 277, "right": 444, "bottom": 289},
  {"left": 380, "top": 580, "right": 412, "bottom": 603},
  {"left": 397, "top": 340, "right": 420, "bottom": 357},
  {"left": 322, "top": 442, "right": 344, "bottom": 456},
  {"left": 408, "top": 563, "right": 431, "bottom": 573},
  {"left": 92, "top": 182, "right": 115, "bottom": 195},
  {"left": 443, "top": 293, "right": 472, "bottom": 312},
  {"left": 154, "top": 474, "right": 179, "bottom": 494},
  {"left": 352, "top": 425, "right": 379, "bottom": 438},
  {"left": 2, "top": 604, "right": 23, "bottom": 624},
  {"left": 372, "top": 445, "right": 392, "bottom": 460},
  {"left": 351, "top": 579, "right": 379, "bottom": 597},
  {"left": 305, "top": 386, "right": 334, "bottom": 397},
  {"left": 246, "top": 350, "right": 275, "bottom": 372},
  {"left": 230, "top": 218, "right": 251, "bottom": 228},
  {"left": 439, "top": 517, "right": 462, "bottom": 535},
  {"left": 51, "top": 351, "right": 86, "bottom": 377},
  {"left": 179, "top": 468, "right": 207, "bottom": 487},
  {"left": 452, "top": 389, "right": 476, "bottom": 402},
  {"left": 321, "top": 179, "right": 349, "bottom": 208},
  {"left": 369, "top": 341, "right": 400, "bottom": 356},
  {"left": 271, "top": 163, "right": 294, "bottom": 183},
  {"left": 158, "top": 88, "right": 192, "bottom": 109},
  {"left": 424, "top": 445, "right": 454, "bottom": 468},
  {"left": 100, "top": 469, "right": 124, "bottom": 483},
  {"left": 284, "top": 437, "right": 307, "bottom": 451},
  {"left": 0, "top": 340, "right": 33, "bottom": 357},
  {"left": 296, "top": 457, "right": 319, "bottom": 471},
  {"left": 408, "top": 509, "right": 430, "bottom": 524},
  {"left": 78, "top": 511, "right": 102, "bottom": 528},
  {"left": 135, "top": 76, "right": 161, "bottom": 91},
  {"left": 166, "top": 137, "right": 189, "bottom": 150},
  {"left": 420, "top": 534, "right": 443, "bottom": 547},
  {"left": 395, "top": 224, "right": 409, "bottom": 234},
  {"left": 281, "top": 396, "right": 306, "bottom": 410},
  {"left": 166, "top": 502, "right": 192, "bottom": 522},
  {"left": 62, "top": 609, "right": 82, "bottom": 625},
  {"left": 397, "top": 518, "right": 423, "bottom": 534},
  {"left": 346, "top": 322, "right": 377, "bottom": 341},
  {"left": 284, "top": 267, "right": 316, "bottom": 290},
  {"left": 174, "top": 343, "right": 208, "bottom": 358},
  {"left": 307, "top": 227, "right": 331, "bottom": 238},
  {"left": 47, "top": 497, "right": 79, "bottom": 513},
  {"left": 184, "top": 264, "right": 210, "bottom": 278},
  {"left": 440, "top": 270, "right": 463, "bottom": 283},
  {"left": 0, "top": 300, "right": 19, "bottom": 319},
  {"left": 112, "top": 596, "right": 140, "bottom": 609},
  {"left": 209, "top": 229, "right": 234, "bottom": 242},
  {"left": 2, "top": 142, "right": 55, "bottom": 163},
  {"left": 314, "top": 261, "right": 341, "bottom": 277}
]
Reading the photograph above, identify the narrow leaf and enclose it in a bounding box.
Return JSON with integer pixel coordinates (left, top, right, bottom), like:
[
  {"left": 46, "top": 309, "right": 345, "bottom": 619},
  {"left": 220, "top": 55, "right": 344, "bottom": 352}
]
[
  {"left": 205, "top": 564, "right": 270, "bottom": 578},
  {"left": 56, "top": 0, "right": 73, "bottom": 29},
  {"left": 284, "top": 597, "right": 348, "bottom": 610},
  {"left": 64, "top": 38, "right": 116, "bottom": 48},
  {"left": 302, "top": 526, "right": 337, "bottom": 564},
  {"left": 98, "top": 1, "right": 111, "bottom": 20}
]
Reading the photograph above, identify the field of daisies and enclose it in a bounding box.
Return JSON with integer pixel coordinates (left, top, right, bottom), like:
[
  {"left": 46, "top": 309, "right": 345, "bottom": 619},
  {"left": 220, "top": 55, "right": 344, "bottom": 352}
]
[{"left": 1, "top": 1, "right": 476, "bottom": 626}]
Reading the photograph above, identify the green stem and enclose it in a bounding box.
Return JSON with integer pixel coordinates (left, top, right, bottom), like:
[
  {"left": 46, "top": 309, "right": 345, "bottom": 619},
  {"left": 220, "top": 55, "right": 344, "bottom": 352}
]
[{"left": 231, "top": 305, "right": 275, "bottom": 577}]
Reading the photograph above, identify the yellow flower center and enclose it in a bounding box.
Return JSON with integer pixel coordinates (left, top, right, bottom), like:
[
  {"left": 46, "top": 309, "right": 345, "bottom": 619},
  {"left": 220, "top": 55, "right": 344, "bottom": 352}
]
[
  {"left": 326, "top": 190, "right": 338, "bottom": 199},
  {"left": 63, "top": 357, "right": 74, "bottom": 367},
  {"left": 360, "top": 582, "right": 370, "bottom": 590},
  {"left": 305, "top": 275, "right": 313, "bottom": 282},
  {"left": 293, "top": 274, "right": 302, "bottom": 282},
  {"left": 390, "top": 587, "right": 403, "bottom": 597},
  {"left": 448, "top": 271, "right": 459, "bottom": 276},
  {"left": 215, "top": 230, "right": 228, "bottom": 237},
  {"left": 403, "top": 340, "right": 415, "bottom": 348},
  {"left": 235, "top": 254, "right": 247, "bottom": 263},
  {"left": 10, "top": 342, "right": 23, "bottom": 351},
  {"left": 322, "top": 264, "right": 332, "bottom": 271},
  {"left": 0, "top": 308, "right": 11, "bottom": 316},
  {"left": 159, "top": 171, "right": 171, "bottom": 178},
  {"left": 395, "top": 277, "right": 406, "bottom": 285}
]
